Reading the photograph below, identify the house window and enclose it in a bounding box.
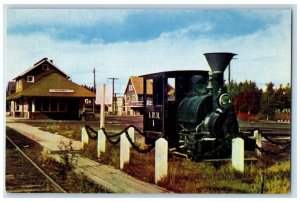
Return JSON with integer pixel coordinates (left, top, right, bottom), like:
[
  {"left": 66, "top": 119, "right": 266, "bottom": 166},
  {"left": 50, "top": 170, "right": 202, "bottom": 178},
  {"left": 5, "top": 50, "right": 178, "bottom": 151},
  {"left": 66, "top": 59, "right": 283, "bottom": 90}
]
[
  {"left": 131, "top": 95, "right": 136, "bottom": 101},
  {"left": 129, "top": 85, "right": 134, "bottom": 91},
  {"left": 127, "top": 96, "right": 130, "bottom": 101},
  {"left": 42, "top": 64, "right": 49, "bottom": 70},
  {"left": 27, "top": 76, "right": 34, "bottom": 83},
  {"left": 167, "top": 78, "right": 176, "bottom": 101}
]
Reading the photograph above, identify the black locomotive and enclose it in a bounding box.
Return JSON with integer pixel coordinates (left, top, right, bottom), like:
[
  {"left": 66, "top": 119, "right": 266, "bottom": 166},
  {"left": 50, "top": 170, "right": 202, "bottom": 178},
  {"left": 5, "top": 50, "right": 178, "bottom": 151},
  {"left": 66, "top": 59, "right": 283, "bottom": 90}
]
[{"left": 141, "top": 52, "right": 239, "bottom": 160}]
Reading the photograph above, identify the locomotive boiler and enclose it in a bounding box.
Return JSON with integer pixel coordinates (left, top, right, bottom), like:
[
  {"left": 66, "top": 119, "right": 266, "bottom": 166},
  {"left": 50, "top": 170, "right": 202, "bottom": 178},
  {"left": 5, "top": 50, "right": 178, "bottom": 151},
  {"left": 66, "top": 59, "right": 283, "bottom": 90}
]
[{"left": 141, "top": 52, "right": 239, "bottom": 160}]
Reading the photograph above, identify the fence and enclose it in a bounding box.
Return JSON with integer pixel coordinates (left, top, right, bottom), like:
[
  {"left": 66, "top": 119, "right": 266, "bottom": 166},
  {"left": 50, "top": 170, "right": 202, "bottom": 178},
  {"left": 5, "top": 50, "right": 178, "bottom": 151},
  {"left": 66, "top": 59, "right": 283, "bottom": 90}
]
[
  {"left": 81, "top": 125, "right": 291, "bottom": 181},
  {"left": 83, "top": 124, "right": 163, "bottom": 183}
]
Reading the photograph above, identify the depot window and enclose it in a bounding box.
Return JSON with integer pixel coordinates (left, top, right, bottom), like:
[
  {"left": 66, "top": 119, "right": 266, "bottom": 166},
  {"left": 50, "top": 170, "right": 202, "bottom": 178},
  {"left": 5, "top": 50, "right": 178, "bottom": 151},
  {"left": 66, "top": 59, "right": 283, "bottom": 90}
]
[
  {"left": 42, "top": 64, "right": 49, "bottom": 70},
  {"left": 27, "top": 76, "right": 35, "bottom": 83}
]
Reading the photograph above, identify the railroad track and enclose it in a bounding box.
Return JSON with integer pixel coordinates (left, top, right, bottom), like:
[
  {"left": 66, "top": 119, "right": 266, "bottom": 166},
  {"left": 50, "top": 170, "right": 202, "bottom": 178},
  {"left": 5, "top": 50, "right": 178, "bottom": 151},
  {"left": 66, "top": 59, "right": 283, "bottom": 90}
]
[
  {"left": 238, "top": 121, "right": 291, "bottom": 136},
  {"left": 6, "top": 136, "right": 67, "bottom": 193}
]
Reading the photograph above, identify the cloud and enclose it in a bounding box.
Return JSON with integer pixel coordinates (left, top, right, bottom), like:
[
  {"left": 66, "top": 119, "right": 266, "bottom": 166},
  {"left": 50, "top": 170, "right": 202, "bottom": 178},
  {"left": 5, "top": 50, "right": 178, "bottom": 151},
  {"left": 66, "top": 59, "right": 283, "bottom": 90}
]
[
  {"left": 5, "top": 9, "right": 291, "bottom": 93},
  {"left": 7, "top": 9, "right": 285, "bottom": 44},
  {"left": 7, "top": 9, "right": 131, "bottom": 27}
]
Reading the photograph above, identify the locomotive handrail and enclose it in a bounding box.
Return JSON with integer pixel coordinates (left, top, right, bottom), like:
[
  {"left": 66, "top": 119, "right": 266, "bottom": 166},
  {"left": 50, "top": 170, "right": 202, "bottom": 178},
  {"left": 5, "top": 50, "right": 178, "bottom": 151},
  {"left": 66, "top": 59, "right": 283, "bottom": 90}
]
[{"left": 178, "top": 122, "right": 204, "bottom": 133}]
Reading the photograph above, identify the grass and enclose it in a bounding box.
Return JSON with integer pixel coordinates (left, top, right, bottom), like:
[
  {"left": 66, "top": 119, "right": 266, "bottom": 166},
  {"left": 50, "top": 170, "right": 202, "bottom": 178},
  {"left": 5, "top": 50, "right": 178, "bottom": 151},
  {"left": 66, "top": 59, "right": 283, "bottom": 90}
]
[{"left": 27, "top": 122, "right": 291, "bottom": 194}]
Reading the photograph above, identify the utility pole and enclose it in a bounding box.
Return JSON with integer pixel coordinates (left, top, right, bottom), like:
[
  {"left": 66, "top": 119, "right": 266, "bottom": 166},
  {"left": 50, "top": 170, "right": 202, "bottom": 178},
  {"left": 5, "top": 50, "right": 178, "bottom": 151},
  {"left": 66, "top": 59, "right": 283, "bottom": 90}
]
[
  {"left": 228, "top": 57, "right": 237, "bottom": 93},
  {"left": 108, "top": 77, "right": 118, "bottom": 115},
  {"left": 228, "top": 62, "right": 231, "bottom": 93},
  {"left": 93, "top": 68, "right": 96, "bottom": 113}
]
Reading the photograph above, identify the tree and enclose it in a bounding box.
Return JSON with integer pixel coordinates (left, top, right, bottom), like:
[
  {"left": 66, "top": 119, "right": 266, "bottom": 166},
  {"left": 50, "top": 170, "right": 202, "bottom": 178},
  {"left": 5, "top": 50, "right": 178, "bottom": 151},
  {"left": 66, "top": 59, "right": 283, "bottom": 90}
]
[
  {"left": 260, "top": 82, "right": 276, "bottom": 120},
  {"left": 229, "top": 80, "right": 262, "bottom": 115}
]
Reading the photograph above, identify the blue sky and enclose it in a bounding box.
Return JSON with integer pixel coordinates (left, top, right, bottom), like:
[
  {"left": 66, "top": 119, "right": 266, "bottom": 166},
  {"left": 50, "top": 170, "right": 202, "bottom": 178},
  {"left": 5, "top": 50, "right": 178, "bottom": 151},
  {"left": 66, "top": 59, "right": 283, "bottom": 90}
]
[{"left": 5, "top": 8, "right": 292, "bottom": 93}]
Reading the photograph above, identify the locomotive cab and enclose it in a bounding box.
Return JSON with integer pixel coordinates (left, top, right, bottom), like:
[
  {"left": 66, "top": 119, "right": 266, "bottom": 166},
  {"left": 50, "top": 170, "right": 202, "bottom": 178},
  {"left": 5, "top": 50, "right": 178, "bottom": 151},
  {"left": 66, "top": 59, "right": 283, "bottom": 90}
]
[{"left": 141, "top": 71, "right": 208, "bottom": 147}]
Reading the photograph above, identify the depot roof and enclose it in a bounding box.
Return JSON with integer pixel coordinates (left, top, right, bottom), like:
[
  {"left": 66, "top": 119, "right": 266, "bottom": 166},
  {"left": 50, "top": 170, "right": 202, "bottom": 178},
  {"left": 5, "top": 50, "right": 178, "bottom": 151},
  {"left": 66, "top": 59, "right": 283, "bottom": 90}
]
[
  {"left": 13, "top": 58, "right": 69, "bottom": 80},
  {"left": 7, "top": 73, "right": 95, "bottom": 100}
]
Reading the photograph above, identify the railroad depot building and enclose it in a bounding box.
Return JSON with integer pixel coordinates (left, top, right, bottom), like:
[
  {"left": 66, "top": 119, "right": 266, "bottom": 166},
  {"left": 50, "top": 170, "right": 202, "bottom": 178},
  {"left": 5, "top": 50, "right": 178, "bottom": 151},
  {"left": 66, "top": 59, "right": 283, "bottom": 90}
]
[{"left": 6, "top": 58, "right": 95, "bottom": 119}]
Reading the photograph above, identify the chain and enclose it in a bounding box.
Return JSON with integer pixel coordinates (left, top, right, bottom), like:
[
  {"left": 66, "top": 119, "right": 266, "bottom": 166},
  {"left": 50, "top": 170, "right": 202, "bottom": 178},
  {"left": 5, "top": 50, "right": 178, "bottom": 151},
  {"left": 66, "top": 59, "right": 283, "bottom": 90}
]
[
  {"left": 124, "top": 130, "right": 155, "bottom": 153},
  {"left": 254, "top": 143, "right": 290, "bottom": 156},
  {"left": 260, "top": 131, "right": 291, "bottom": 146},
  {"left": 84, "top": 124, "right": 155, "bottom": 153},
  {"left": 84, "top": 124, "right": 98, "bottom": 140},
  {"left": 241, "top": 132, "right": 291, "bottom": 156}
]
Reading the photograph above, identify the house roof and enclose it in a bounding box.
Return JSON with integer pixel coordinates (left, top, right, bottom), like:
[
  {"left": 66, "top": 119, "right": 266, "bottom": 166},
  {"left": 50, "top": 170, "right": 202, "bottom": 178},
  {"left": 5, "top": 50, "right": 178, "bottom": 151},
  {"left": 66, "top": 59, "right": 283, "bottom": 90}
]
[
  {"left": 125, "top": 76, "right": 175, "bottom": 96},
  {"left": 13, "top": 58, "right": 69, "bottom": 80},
  {"left": 7, "top": 73, "right": 95, "bottom": 100},
  {"left": 7, "top": 81, "right": 16, "bottom": 91},
  {"left": 129, "top": 76, "right": 153, "bottom": 95}
]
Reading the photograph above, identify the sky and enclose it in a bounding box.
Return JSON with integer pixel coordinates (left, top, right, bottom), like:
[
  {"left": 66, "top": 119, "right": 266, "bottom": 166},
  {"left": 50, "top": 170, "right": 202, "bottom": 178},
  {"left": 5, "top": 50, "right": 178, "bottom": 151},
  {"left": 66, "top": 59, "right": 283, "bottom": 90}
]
[{"left": 4, "top": 7, "right": 292, "bottom": 94}]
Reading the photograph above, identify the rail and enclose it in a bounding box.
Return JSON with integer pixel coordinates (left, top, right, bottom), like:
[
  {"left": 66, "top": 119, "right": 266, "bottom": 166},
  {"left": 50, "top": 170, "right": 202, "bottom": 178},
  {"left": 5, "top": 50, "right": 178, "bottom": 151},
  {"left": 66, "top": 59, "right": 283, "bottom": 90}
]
[{"left": 6, "top": 136, "right": 68, "bottom": 193}]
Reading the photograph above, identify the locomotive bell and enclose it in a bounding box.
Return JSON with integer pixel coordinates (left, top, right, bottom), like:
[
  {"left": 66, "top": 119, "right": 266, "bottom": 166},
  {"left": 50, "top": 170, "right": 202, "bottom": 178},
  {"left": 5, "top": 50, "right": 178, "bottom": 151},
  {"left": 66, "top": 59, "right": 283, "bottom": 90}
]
[{"left": 204, "top": 52, "right": 237, "bottom": 110}]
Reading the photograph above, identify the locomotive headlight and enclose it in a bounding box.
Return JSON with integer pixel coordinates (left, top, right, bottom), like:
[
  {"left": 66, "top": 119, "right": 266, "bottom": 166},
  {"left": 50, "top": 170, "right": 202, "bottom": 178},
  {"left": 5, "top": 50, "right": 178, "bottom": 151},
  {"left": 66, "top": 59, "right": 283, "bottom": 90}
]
[{"left": 218, "top": 93, "right": 232, "bottom": 107}]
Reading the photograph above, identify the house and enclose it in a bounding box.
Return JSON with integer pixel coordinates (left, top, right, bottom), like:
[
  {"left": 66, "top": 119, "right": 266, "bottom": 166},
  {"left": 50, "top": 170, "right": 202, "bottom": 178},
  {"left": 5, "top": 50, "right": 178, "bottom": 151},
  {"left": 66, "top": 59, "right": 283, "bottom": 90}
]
[
  {"left": 123, "top": 76, "right": 151, "bottom": 115},
  {"left": 6, "top": 58, "right": 95, "bottom": 119},
  {"left": 124, "top": 76, "right": 174, "bottom": 115}
]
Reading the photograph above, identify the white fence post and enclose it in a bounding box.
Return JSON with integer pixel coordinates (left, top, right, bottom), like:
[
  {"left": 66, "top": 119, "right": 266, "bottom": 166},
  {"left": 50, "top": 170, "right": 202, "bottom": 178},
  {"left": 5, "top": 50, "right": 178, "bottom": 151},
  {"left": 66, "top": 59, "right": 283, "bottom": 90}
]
[
  {"left": 254, "top": 130, "right": 262, "bottom": 157},
  {"left": 155, "top": 138, "right": 168, "bottom": 184},
  {"left": 232, "top": 137, "right": 244, "bottom": 172},
  {"left": 97, "top": 129, "right": 106, "bottom": 158},
  {"left": 120, "top": 133, "right": 130, "bottom": 169},
  {"left": 81, "top": 127, "right": 89, "bottom": 149},
  {"left": 128, "top": 127, "right": 134, "bottom": 147}
]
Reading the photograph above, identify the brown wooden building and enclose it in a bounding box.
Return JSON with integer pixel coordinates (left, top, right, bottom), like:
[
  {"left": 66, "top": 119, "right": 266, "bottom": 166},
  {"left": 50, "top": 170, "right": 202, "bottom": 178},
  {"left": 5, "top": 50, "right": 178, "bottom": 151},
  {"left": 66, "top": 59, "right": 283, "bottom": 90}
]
[
  {"left": 123, "top": 76, "right": 151, "bottom": 115},
  {"left": 124, "top": 76, "right": 174, "bottom": 115},
  {"left": 6, "top": 58, "right": 95, "bottom": 119}
]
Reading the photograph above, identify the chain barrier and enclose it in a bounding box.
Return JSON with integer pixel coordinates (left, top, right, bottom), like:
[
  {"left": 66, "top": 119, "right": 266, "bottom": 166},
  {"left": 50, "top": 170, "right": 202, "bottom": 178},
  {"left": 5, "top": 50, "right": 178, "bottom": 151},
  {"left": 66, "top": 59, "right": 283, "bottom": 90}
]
[
  {"left": 124, "top": 130, "right": 155, "bottom": 153},
  {"left": 240, "top": 130, "right": 291, "bottom": 156},
  {"left": 84, "top": 124, "right": 155, "bottom": 153},
  {"left": 254, "top": 143, "right": 291, "bottom": 156},
  {"left": 260, "top": 131, "right": 291, "bottom": 146},
  {"left": 84, "top": 124, "right": 98, "bottom": 140}
]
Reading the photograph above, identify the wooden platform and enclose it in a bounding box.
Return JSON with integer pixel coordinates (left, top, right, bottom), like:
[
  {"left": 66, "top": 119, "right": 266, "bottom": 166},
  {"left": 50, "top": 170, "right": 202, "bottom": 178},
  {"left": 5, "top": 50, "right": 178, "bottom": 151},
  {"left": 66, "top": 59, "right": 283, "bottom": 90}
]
[
  {"left": 51, "top": 154, "right": 171, "bottom": 193},
  {"left": 7, "top": 122, "right": 172, "bottom": 193}
]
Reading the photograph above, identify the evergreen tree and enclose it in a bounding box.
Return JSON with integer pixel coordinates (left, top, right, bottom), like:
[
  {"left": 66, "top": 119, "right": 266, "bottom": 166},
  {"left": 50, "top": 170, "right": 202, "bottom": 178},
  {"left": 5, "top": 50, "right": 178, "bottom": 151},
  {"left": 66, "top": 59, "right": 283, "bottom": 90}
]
[
  {"left": 229, "top": 80, "right": 262, "bottom": 114},
  {"left": 260, "top": 82, "right": 276, "bottom": 120}
]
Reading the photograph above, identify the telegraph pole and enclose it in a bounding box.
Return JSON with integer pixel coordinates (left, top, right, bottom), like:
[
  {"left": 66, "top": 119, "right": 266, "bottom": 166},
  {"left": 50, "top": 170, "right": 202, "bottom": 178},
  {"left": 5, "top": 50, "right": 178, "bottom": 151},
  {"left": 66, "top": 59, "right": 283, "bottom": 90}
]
[
  {"left": 93, "top": 68, "right": 96, "bottom": 112},
  {"left": 228, "top": 62, "right": 231, "bottom": 93},
  {"left": 108, "top": 77, "right": 118, "bottom": 115}
]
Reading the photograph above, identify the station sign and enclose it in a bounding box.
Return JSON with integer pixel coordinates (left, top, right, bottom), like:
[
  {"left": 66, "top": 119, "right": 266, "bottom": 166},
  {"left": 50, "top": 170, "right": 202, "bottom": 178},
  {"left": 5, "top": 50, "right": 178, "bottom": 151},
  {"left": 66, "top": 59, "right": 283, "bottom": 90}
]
[{"left": 49, "top": 89, "right": 74, "bottom": 93}]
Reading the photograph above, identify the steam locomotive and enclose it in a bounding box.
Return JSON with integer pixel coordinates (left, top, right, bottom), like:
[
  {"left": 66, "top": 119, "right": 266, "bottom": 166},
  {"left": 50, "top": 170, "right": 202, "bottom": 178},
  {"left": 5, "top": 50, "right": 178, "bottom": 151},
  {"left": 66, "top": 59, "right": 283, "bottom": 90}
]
[{"left": 141, "top": 52, "right": 239, "bottom": 160}]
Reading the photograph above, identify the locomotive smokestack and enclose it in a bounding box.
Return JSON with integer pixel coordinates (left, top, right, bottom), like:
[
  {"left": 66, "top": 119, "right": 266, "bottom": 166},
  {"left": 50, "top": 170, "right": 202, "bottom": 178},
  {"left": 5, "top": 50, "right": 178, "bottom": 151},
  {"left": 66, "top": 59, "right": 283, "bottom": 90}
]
[
  {"left": 204, "top": 52, "right": 236, "bottom": 73},
  {"left": 204, "top": 52, "right": 237, "bottom": 109}
]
